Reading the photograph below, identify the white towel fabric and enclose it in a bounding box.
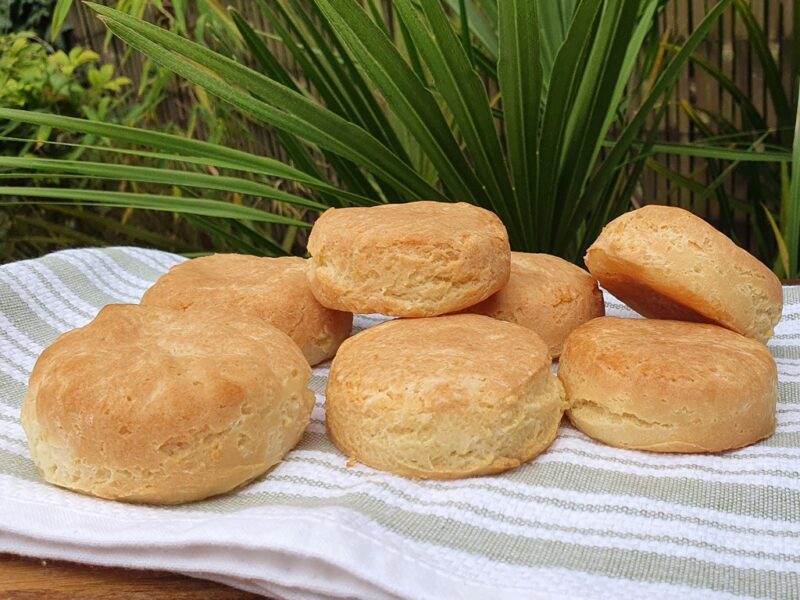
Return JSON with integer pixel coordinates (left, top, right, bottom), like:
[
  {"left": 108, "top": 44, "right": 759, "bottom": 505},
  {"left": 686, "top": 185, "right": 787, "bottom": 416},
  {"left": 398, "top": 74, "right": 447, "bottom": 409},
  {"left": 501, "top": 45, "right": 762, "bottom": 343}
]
[{"left": 1, "top": 247, "right": 799, "bottom": 599}]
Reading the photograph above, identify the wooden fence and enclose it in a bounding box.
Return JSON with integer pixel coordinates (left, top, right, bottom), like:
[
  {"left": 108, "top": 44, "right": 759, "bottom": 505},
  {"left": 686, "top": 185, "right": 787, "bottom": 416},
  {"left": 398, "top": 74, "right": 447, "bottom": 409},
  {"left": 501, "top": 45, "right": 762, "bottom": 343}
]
[{"left": 67, "top": 1, "right": 795, "bottom": 248}]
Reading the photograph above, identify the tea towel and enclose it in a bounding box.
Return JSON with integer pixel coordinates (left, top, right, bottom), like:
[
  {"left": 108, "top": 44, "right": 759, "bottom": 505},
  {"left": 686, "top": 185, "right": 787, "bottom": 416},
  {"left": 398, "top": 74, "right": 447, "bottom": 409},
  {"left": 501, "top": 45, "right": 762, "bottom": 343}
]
[{"left": 1, "top": 247, "right": 799, "bottom": 599}]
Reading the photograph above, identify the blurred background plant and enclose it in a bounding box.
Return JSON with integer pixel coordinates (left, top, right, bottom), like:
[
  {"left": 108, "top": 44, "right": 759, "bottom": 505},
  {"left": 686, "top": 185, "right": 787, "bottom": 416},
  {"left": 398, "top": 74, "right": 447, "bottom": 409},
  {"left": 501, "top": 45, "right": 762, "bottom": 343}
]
[
  {"left": 0, "top": 0, "right": 797, "bottom": 278},
  {"left": 646, "top": 0, "right": 799, "bottom": 278},
  {"left": 0, "top": 31, "right": 131, "bottom": 156},
  {"left": 0, "top": 0, "right": 295, "bottom": 259}
]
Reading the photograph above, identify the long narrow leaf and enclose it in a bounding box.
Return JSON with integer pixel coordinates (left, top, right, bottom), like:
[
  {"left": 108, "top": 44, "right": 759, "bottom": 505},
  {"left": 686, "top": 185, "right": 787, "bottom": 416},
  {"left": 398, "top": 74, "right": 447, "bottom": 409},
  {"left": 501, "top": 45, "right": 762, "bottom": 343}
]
[
  {"left": 298, "top": 0, "right": 406, "bottom": 158},
  {"left": 734, "top": 0, "right": 792, "bottom": 139},
  {"left": 763, "top": 205, "right": 790, "bottom": 278},
  {"left": 255, "top": 1, "right": 405, "bottom": 203},
  {"left": 536, "top": 0, "right": 602, "bottom": 247},
  {"left": 50, "top": 0, "right": 75, "bottom": 40},
  {"left": 498, "top": 0, "right": 541, "bottom": 248},
  {"left": 788, "top": 83, "right": 800, "bottom": 276},
  {"left": 229, "top": 8, "right": 378, "bottom": 202},
  {"left": 0, "top": 187, "right": 308, "bottom": 226},
  {"left": 44, "top": 204, "right": 197, "bottom": 252},
  {"left": 622, "top": 140, "right": 792, "bottom": 162},
  {"left": 442, "top": 0, "right": 499, "bottom": 57},
  {"left": 185, "top": 214, "right": 286, "bottom": 256},
  {"left": 558, "top": 0, "right": 657, "bottom": 233},
  {"left": 0, "top": 156, "right": 327, "bottom": 210},
  {"left": 266, "top": 1, "right": 409, "bottom": 163},
  {"left": 0, "top": 108, "right": 367, "bottom": 202},
  {"left": 228, "top": 9, "right": 331, "bottom": 184},
  {"left": 672, "top": 45, "right": 767, "bottom": 134}
]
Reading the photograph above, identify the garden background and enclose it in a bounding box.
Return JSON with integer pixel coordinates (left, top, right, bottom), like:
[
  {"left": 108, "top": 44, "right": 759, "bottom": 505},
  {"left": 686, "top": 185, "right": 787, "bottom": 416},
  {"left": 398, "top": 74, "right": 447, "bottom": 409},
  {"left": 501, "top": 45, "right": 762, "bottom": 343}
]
[{"left": 1, "top": 0, "right": 797, "bottom": 277}]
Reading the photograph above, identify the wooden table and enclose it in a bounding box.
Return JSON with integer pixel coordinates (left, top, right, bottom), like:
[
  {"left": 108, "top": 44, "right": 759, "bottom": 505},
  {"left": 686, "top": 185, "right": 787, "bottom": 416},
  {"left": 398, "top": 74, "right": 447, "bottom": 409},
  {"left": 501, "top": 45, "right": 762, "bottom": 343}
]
[{"left": 0, "top": 553, "right": 259, "bottom": 599}]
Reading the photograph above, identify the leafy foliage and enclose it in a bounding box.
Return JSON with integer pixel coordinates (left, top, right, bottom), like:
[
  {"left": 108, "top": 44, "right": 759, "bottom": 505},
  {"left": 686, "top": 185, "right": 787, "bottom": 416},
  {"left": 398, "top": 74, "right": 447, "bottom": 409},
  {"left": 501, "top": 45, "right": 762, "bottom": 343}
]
[
  {"left": 0, "top": 32, "right": 131, "bottom": 156},
  {"left": 651, "top": 0, "right": 799, "bottom": 277},
  {"left": 0, "top": 0, "right": 55, "bottom": 37},
  {"left": 5, "top": 0, "right": 793, "bottom": 271}
]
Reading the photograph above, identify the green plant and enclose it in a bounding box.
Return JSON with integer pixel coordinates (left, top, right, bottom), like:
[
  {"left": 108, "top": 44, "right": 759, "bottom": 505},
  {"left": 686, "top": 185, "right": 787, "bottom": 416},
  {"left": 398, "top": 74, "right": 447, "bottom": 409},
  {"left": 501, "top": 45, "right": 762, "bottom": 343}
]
[
  {"left": 0, "top": 31, "right": 131, "bottom": 155},
  {"left": 0, "top": 2, "right": 282, "bottom": 261},
  {"left": 649, "top": 0, "right": 799, "bottom": 277},
  {"left": 0, "top": 0, "right": 55, "bottom": 37},
  {"left": 2, "top": 0, "right": 773, "bottom": 264}
]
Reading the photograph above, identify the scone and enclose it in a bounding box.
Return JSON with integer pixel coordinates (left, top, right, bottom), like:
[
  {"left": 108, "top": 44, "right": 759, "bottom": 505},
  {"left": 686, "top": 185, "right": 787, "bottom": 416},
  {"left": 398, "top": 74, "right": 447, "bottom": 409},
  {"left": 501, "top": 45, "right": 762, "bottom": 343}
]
[
  {"left": 141, "top": 254, "right": 352, "bottom": 365},
  {"left": 21, "top": 304, "right": 314, "bottom": 504},
  {"left": 326, "top": 314, "right": 566, "bottom": 479},
  {"left": 306, "top": 201, "right": 511, "bottom": 317},
  {"left": 466, "top": 252, "right": 605, "bottom": 358},
  {"left": 585, "top": 205, "right": 783, "bottom": 342},
  {"left": 559, "top": 317, "right": 777, "bottom": 453}
]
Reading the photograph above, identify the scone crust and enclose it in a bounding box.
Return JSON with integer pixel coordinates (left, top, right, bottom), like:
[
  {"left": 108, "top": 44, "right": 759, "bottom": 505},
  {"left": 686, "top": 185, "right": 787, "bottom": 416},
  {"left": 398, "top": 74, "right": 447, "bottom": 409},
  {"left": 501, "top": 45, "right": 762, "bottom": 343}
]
[
  {"left": 467, "top": 252, "right": 605, "bottom": 357},
  {"left": 141, "top": 254, "right": 352, "bottom": 365},
  {"left": 585, "top": 205, "right": 783, "bottom": 342},
  {"left": 306, "top": 201, "right": 511, "bottom": 317},
  {"left": 326, "top": 314, "right": 566, "bottom": 478},
  {"left": 559, "top": 317, "right": 777, "bottom": 453},
  {"left": 21, "top": 304, "right": 315, "bottom": 504}
]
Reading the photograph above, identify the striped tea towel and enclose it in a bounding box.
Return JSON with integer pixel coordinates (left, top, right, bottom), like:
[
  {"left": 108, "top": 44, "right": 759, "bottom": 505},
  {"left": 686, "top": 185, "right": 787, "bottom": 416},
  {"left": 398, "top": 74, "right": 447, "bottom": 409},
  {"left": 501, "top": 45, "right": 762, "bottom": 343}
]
[{"left": 0, "top": 247, "right": 799, "bottom": 599}]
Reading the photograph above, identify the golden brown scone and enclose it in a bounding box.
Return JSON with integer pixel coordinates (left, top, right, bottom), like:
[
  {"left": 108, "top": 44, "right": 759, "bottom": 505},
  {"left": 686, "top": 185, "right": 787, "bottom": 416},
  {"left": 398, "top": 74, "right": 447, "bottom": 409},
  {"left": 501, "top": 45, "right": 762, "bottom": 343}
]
[
  {"left": 306, "top": 201, "right": 511, "bottom": 317},
  {"left": 466, "top": 252, "right": 605, "bottom": 358},
  {"left": 326, "top": 314, "right": 566, "bottom": 479},
  {"left": 21, "top": 304, "right": 314, "bottom": 504},
  {"left": 141, "top": 254, "right": 352, "bottom": 365},
  {"left": 559, "top": 317, "right": 777, "bottom": 453},
  {"left": 585, "top": 205, "right": 783, "bottom": 342}
]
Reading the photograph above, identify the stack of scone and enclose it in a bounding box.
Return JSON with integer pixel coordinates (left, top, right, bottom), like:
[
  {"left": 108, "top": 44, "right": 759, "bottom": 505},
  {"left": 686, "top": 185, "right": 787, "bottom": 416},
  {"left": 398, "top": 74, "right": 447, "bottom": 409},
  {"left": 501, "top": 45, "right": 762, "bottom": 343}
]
[
  {"left": 565, "top": 205, "right": 781, "bottom": 452},
  {"left": 21, "top": 253, "right": 353, "bottom": 504},
  {"left": 309, "top": 201, "right": 605, "bottom": 478},
  {"left": 20, "top": 200, "right": 783, "bottom": 504}
]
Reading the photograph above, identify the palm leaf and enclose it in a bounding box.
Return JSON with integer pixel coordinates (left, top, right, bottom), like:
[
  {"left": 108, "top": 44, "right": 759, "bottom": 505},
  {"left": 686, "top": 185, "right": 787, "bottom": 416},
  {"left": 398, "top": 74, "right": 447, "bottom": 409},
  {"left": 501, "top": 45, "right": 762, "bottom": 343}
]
[
  {"left": 0, "top": 108, "right": 367, "bottom": 203},
  {"left": 497, "top": 0, "right": 541, "bottom": 246},
  {"left": 559, "top": 0, "right": 735, "bottom": 245},
  {"left": 394, "top": 0, "right": 515, "bottom": 231},
  {"left": 787, "top": 82, "right": 800, "bottom": 276},
  {"left": 0, "top": 156, "right": 326, "bottom": 210},
  {"left": 311, "top": 0, "right": 485, "bottom": 204},
  {"left": 0, "top": 187, "right": 308, "bottom": 226},
  {"left": 88, "top": 3, "right": 442, "bottom": 200}
]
